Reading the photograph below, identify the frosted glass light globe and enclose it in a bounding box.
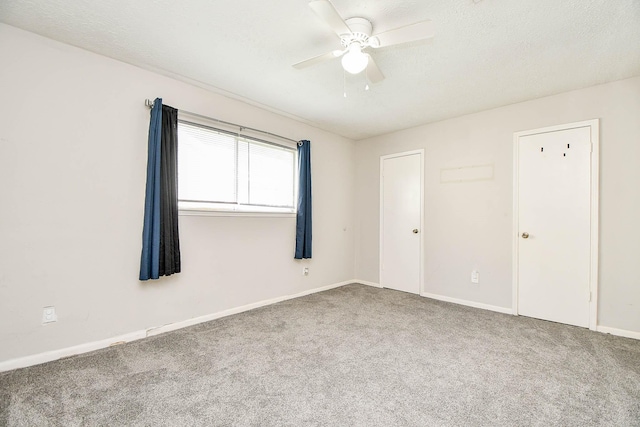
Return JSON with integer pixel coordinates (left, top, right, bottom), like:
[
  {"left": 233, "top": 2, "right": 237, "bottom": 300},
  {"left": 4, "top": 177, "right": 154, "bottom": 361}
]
[{"left": 341, "top": 45, "right": 368, "bottom": 74}]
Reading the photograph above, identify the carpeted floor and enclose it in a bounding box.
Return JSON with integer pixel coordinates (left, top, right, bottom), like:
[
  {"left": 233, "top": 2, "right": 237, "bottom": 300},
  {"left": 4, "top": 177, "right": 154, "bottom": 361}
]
[{"left": 1, "top": 284, "right": 639, "bottom": 426}]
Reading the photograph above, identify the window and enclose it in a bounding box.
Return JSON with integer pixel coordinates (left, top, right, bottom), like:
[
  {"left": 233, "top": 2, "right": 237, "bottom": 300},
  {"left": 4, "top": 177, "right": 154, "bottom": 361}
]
[{"left": 177, "top": 120, "right": 297, "bottom": 213}]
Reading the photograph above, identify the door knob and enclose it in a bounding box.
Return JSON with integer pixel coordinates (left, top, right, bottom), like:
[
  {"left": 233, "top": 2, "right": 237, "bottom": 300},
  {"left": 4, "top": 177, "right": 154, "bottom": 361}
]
[
  {"left": 521, "top": 232, "right": 529, "bottom": 239},
  {"left": 413, "top": 229, "right": 419, "bottom": 234}
]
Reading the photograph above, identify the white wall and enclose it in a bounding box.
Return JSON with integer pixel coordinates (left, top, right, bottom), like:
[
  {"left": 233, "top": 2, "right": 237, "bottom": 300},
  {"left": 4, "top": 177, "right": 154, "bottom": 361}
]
[
  {"left": 355, "top": 76, "right": 640, "bottom": 334},
  {"left": 0, "top": 24, "right": 355, "bottom": 363}
]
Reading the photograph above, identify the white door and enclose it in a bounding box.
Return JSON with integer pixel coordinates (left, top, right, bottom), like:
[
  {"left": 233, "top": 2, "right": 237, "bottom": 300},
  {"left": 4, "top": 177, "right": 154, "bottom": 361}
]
[
  {"left": 516, "top": 125, "right": 594, "bottom": 328},
  {"left": 380, "top": 151, "right": 423, "bottom": 294}
]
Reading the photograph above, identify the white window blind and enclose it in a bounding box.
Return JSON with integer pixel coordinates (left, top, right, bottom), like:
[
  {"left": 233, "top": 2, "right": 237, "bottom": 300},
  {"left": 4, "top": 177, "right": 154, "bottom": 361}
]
[{"left": 178, "top": 121, "right": 296, "bottom": 213}]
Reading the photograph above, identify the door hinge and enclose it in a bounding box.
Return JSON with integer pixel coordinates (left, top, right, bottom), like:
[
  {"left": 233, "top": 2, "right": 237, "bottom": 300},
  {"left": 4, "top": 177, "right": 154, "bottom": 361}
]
[{"left": 589, "top": 291, "right": 592, "bottom": 302}]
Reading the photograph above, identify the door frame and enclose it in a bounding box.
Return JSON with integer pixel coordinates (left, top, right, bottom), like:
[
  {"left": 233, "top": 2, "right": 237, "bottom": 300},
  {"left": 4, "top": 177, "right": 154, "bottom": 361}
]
[
  {"left": 512, "top": 119, "right": 599, "bottom": 330},
  {"left": 379, "top": 149, "right": 425, "bottom": 295}
]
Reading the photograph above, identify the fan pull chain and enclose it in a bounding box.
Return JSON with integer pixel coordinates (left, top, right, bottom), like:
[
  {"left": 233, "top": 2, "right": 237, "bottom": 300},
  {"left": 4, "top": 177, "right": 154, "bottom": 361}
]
[
  {"left": 365, "top": 65, "right": 370, "bottom": 91},
  {"left": 343, "top": 70, "right": 347, "bottom": 98},
  {"left": 364, "top": 67, "right": 369, "bottom": 90}
]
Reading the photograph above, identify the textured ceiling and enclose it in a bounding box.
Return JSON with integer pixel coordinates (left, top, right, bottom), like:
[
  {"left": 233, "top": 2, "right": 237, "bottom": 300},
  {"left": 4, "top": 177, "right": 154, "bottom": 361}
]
[{"left": 2, "top": 0, "right": 640, "bottom": 140}]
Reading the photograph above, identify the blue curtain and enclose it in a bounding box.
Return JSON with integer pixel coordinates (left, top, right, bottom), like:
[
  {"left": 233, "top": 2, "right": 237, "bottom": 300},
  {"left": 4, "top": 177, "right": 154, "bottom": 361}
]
[
  {"left": 140, "top": 98, "right": 162, "bottom": 280},
  {"left": 140, "top": 98, "right": 181, "bottom": 280},
  {"left": 295, "top": 140, "right": 312, "bottom": 259}
]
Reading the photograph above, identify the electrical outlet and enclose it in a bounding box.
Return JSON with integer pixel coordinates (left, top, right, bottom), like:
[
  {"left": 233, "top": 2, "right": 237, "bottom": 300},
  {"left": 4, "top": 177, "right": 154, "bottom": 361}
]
[
  {"left": 302, "top": 267, "right": 309, "bottom": 276},
  {"left": 42, "top": 306, "right": 57, "bottom": 324},
  {"left": 471, "top": 270, "right": 479, "bottom": 284}
]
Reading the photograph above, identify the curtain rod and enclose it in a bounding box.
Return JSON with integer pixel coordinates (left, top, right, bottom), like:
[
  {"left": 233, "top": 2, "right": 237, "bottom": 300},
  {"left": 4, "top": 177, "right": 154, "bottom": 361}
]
[{"left": 145, "top": 99, "right": 301, "bottom": 146}]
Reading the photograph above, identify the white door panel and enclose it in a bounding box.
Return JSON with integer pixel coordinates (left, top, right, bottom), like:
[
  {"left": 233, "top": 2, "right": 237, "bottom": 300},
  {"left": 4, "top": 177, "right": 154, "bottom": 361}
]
[
  {"left": 381, "top": 153, "right": 422, "bottom": 294},
  {"left": 518, "top": 126, "right": 591, "bottom": 327}
]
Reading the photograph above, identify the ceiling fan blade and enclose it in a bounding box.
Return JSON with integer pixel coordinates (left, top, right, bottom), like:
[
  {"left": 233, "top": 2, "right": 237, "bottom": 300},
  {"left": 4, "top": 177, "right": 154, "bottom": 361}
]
[
  {"left": 370, "top": 20, "right": 434, "bottom": 48},
  {"left": 366, "top": 55, "right": 385, "bottom": 83},
  {"left": 293, "top": 50, "right": 345, "bottom": 69},
  {"left": 309, "top": 0, "right": 352, "bottom": 37}
]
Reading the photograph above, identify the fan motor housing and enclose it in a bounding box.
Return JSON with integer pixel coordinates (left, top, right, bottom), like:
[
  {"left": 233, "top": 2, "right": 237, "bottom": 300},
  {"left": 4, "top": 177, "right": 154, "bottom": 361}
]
[{"left": 341, "top": 17, "right": 372, "bottom": 47}]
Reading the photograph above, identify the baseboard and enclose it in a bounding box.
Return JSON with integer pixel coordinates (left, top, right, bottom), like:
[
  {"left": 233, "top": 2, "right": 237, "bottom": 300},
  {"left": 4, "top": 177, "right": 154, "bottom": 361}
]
[
  {"left": 145, "top": 280, "right": 353, "bottom": 337},
  {"left": 0, "top": 280, "right": 354, "bottom": 373},
  {"left": 354, "top": 283, "right": 512, "bottom": 315},
  {"left": 0, "top": 330, "right": 148, "bottom": 373},
  {"left": 353, "top": 280, "right": 382, "bottom": 288},
  {"left": 421, "top": 292, "right": 513, "bottom": 315},
  {"left": 596, "top": 325, "right": 640, "bottom": 340}
]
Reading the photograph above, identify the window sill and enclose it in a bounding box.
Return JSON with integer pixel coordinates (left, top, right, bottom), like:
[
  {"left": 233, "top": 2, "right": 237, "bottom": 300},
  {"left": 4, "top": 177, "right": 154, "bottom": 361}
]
[{"left": 179, "top": 209, "right": 296, "bottom": 218}]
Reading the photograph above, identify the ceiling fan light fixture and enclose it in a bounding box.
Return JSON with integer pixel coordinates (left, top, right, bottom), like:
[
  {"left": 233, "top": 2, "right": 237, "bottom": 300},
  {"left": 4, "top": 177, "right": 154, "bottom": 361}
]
[
  {"left": 294, "top": 1, "right": 435, "bottom": 83},
  {"left": 341, "top": 45, "right": 368, "bottom": 74}
]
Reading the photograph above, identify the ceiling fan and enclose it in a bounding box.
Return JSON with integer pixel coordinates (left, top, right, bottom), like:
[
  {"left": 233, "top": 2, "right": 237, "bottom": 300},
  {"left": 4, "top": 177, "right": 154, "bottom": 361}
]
[{"left": 293, "top": 0, "right": 435, "bottom": 84}]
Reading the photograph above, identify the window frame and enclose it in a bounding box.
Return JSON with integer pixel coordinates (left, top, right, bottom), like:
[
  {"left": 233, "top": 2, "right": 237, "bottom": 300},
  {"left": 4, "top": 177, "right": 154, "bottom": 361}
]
[{"left": 176, "top": 113, "right": 298, "bottom": 217}]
